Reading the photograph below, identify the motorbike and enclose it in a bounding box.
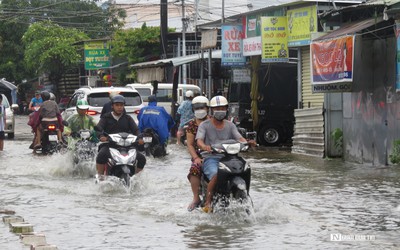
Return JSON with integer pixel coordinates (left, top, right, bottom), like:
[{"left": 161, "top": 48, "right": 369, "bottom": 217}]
[
  {"left": 200, "top": 140, "right": 253, "bottom": 213},
  {"left": 138, "top": 128, "right": 166, "bottom": 158},
  {"left": 36, "top": 119, "right": 67, "bottom": 155},
  {"left": 69, "top": 129, "right": 97, "bottom": 176},
  {"left": 95, "top": 129, "right": 140, "bottom": 188}
]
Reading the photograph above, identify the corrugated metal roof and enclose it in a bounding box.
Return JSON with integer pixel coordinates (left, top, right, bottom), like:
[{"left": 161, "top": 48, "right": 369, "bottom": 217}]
[
  {"left": 313, "top": 17, "right": 383, "bottom": 41},
  {"left": 130, "top": 50, "right": 222, "bottom": 69}
]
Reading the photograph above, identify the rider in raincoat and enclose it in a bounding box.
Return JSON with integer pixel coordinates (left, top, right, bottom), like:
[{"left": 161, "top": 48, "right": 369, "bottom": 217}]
[{"left": 64, "top": 99, "right": 98, "bottom": 149}]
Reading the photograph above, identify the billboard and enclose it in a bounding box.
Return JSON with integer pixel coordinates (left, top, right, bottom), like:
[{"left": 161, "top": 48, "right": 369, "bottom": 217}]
[
  {"left": 261, "top": 17, "right": 288, "bottom": 63},
  {"left": 84, "top": 41, "right": 110, "bottom": 70},
  {"left": 221, "top": 25, "right": 246, "bottom": 66},
  {"left": 310, "top": 35, "right": 354, "bottom": 92},
  {"left": 287, "top": 6, "right": 317, "bottom": 47}
]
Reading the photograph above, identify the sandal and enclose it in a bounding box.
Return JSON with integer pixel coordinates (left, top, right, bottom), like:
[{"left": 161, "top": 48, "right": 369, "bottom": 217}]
[
  {"left": 187, "top": 200, "right": 201, "bottom": 212},
  {"left": 201, "top": 206, "right": 213, "bottom": 214}
]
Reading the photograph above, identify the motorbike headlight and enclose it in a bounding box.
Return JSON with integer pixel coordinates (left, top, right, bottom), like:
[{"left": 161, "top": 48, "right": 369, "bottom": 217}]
[
  {"left": 126, "top": 149, "right": 137, "bottom": 163},
  {"left": 80, "top": 130, "right": 91, "bottom": 139},
  {"left": 222, "top": 143, "right": 241, "bottom": 154},
  {"left": 109, "top": 148, "right": 124, "bottom": 162}
]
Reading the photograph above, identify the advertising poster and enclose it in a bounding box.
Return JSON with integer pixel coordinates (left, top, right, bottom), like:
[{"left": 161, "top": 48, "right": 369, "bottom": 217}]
[
  {"left": 221, "top": 25, "right": 246, "bottom": 66},
  {"left": 287, "top": 6, "right": 317, "bottom": 47},
  {"left": 260, "top": 17, "right": 288, "bottom": 63},
  {"left": 311, "top": 35, "right": 354, "bottom": 86},
  {"left": 84, "top": 41, "right": 110, "bottom": 70}
]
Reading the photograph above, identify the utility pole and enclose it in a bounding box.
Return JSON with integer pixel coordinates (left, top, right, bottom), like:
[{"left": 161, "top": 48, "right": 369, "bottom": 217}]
[
  {"left": 182, "top": 0, "right": 187, "bottom": 85},
  {"left": 160, "top": 0, "right": 168, "bottom": 59}
]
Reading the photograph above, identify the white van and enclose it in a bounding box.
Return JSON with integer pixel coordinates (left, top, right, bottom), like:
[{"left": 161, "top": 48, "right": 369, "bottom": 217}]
[{"left": 127, "top": 83, "right": 201, "bottom": 114}]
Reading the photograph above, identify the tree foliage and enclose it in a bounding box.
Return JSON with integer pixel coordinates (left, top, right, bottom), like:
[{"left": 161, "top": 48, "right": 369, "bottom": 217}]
[
  {"left": 111, "top": 24, "right": 164, "bottom": 64},
  {"left": 22, "top": 21, "right": 89, "bottom": 84},
  {"left": 0, "top": 0, "right": 126, "bottom": 84}
]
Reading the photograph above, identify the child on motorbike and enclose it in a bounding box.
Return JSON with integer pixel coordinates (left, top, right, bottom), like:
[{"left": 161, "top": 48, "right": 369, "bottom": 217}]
[
  {"left": 63, "top": 99, "right": 98, "bottom": 148},
  {"left": 186, "top": 95, "right": 210, "bottom": 211}
]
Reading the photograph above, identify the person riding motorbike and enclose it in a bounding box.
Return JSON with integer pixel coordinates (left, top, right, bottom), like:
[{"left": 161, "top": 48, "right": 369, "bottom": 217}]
[
  {"left": 33, "top": 91, "right": 64, "bottom": 150},
  {"left": 186, "top": 95, "right": 210, "bottom": 211},
  {"left": 137, "top": 95, "right": 175, "bottom": 154},
  {"left": 64, "top": 99, "right": 98, "bottom": 148},
  {"left": 196, "top": 95, "right": 256, "bottom": 213},
  {"left": 95, "top": 95, "right": 146, "bottom": 177}
]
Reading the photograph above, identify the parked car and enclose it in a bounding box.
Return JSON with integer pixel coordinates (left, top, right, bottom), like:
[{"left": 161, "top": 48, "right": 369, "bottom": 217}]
[
  {"left": 61, "top": 86, "right": 144, "bottom": 124},
  {"left": 1, "top": 93, "right": 19, "bottom": 139},
  {"left": 126, "top": 83, "right": 201, "bottom": 114}
]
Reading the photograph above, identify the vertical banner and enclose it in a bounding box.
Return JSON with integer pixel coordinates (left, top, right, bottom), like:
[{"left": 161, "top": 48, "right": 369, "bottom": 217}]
[
  {"left": 287, "top": 5, "right": 317, "bottom": 47},
  {"left": 311, "top": 36, "right": 354, "bottom": 84},
  {"left": 221, "top": 25, "right": 246, "bottom": 66},
  {"left": 261, "top": 17, "right": 288, "bottom": 63},
  {"left": 396, "top": 21, "right": 400, "bottom": 92}
]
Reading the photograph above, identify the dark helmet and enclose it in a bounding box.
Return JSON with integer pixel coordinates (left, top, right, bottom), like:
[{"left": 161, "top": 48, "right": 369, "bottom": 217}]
[
  {"left": 41, "top": 91, "right": 51, "bottom": 101},
  {"left": 111, "top": 94, "right": 125, "bottom": 104}
]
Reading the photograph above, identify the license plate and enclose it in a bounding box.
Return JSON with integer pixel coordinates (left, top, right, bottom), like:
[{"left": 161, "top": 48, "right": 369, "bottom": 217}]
[
  {"left": 143, "top": 137, "right": 152, "bottom": 143},
  {"left": 48, "top": 135, "right": 58, "bottom": 142}
]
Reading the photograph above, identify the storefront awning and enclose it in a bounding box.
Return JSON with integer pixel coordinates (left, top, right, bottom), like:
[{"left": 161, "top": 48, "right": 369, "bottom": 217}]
[
  {"left": 131, "top": 50, "right": 222, "bottom": 69},
  {"left": 314, "top": 17, "right": 383, "bottom": 41}
]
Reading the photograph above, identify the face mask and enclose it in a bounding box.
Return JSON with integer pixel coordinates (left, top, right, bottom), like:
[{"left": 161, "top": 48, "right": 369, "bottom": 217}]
[
  {"left": 213, "top": 110, "right": 226, "bottom": 121},
  {"left": 194, "top": 109, "right": 208, "bottom": 119}
]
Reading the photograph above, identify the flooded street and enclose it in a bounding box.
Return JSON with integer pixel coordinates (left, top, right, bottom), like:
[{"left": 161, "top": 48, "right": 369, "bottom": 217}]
[{"left": 1, "top": 115, "right": 400, "bottom": 249}]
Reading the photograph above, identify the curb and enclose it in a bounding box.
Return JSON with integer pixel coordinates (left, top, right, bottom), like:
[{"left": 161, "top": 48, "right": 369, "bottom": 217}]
[{"left": 1, "top": 208, "right": 58, "bottom": 250}]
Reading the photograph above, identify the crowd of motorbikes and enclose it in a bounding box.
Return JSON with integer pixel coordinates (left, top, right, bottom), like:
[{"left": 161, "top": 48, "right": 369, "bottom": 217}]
[{"left": 27, "top": 111, "right": 256, "bottom": 214}]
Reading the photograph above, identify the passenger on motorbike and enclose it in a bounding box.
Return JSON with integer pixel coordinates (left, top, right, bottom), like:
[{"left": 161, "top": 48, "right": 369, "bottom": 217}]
[
  {"left": 137, "top": 95, "right": 175, "bottom": 152},
  {"left": 176, "top": 90, "right": 195, "bottom": 145},
  {"left": 33, "top": 91, "right": 64, "bottom": 150},
  {"left": 64, "top": 99, "right": 98, "bottom": 148},
  {"left": 196, "top": 96, "right": 256, "bottom": 213},
  {"left": 186, "top": 95, "right": 210, "bottom": 211},
  {"left": 95, "top": 95, "right": 146, "bottom": 177}
]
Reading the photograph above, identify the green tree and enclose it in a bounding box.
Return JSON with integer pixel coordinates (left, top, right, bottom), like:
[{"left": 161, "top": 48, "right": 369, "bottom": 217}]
[
  {"left": 111, "top": 24, "right": 164, "bottom": 64},
  {"left": 0, "top": 0, "right": 32, "bottom": 83},
  {"left": 0, "top": 0, "right": 126, "bottom": 84},
  {"left": 111, "top": 24, "right": 175, "bottom": 83},
  {"left": 22, "top": 21, "right": 89, "bottom": 85}
]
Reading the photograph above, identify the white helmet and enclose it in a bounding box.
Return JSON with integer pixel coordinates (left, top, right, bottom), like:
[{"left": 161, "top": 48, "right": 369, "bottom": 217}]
[
  {"left": 49, "top": 92, "right": 56, "bottom": 101},
  {"left": 209, "top": 95, "right": 228, "bottom": 107},
  {"left": 192, "top": 96, "right": 209, "bottom": 109},
  {"left": 185, "top": 90, "right": 194, "bottom": 98}
]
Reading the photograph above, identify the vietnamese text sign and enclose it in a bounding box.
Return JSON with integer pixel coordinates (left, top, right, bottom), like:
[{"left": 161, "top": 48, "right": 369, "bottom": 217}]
[
  {"left": 232, "top": 68, "right": 251, "bottom": 83},
  {"left": 287, "top": 6, "right": 317, "bottom": 47},
  {"left": 221, "top": 25, "right": 246, "bottom": 66},
  {"left": 261, "top": 17, "right": 288, "bottom": 63},
  {"left": 84, "top": 41, "right": 110, "bottom": 70},
  {"left": 311, "top": 35, "right": 354, "bottom": 86},
  {"left": 243, "top": 36, "right": 262, "bottom": 56}
]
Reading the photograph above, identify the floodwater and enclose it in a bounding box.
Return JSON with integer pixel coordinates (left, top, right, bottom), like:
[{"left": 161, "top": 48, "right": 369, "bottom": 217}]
[{"left": 1, "top": 115, "right": 400, "bottom": 249}]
